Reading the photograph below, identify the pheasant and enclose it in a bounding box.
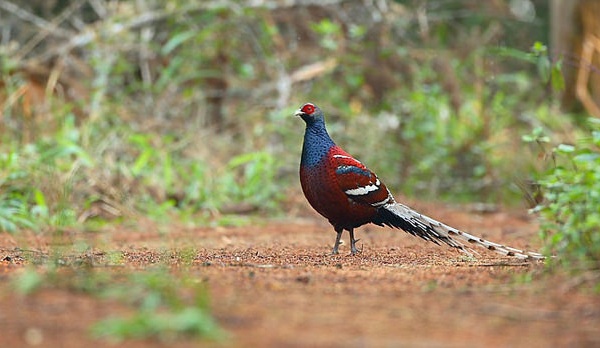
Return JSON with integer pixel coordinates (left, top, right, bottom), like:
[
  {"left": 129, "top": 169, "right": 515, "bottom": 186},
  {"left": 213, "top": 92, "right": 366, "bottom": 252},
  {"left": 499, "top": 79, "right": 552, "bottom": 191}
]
[{"left": 295, "top": 102, "right": 544, "bottom": 260}]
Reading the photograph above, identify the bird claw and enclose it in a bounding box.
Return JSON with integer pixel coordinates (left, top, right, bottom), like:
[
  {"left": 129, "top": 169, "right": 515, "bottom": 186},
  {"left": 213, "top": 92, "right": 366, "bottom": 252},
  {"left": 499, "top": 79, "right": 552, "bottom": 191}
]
[{"left": 350, "top": 238, "right": 362, "bottom": 255}]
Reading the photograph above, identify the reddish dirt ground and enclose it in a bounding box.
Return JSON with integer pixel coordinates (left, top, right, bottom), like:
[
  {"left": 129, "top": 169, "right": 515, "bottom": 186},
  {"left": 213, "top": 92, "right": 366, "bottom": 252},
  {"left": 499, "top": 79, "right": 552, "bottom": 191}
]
[{"left": 1, "top": 202, "right": 599, "bottom": 347}]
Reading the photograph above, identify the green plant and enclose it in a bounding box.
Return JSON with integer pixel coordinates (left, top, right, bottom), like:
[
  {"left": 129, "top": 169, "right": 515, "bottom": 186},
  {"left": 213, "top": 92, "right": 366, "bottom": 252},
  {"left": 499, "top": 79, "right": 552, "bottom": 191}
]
[
  {"left": 10, "top": 255, "right": 224, "bottom": 342},
  {"left": 0, "top": 114, "right": 92, "bottom": 233},
  {"left": 93, "top": 306, "right": 222, "bottom": 342},
  {"left": 92, "top": 269, "right": 224, "bottom": 342},
  {"left": 311, "top": 19, "right": 343, "bottom": 51},
  {"left": 0, "top": 150, "right": 46, "bottom": 233},
  {"left": 526, "top": 120, "right": 600, "bottom": 271},
  {"left": 0, "top": 195, "right": 36, "bottom": 232},
  {"left": 488, "top": 42, "right": 565, "bottom": 92},
  {"left": 220, "top": 151, "right": 282, "bottom": 210},
  {"left": 12, "top": 266, "right": 45, "bottom": 295}
]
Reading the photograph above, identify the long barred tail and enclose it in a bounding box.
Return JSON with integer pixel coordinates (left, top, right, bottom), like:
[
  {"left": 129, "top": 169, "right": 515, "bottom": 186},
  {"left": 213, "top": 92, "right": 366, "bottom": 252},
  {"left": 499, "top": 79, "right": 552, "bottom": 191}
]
[{"left": 374, "top": 202, "right": 545, "bottom": 261}]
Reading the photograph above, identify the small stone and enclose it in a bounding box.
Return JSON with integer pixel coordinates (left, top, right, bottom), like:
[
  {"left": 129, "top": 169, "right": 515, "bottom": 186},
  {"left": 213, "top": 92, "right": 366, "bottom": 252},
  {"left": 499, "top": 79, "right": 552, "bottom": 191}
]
[
  {"left": 296, "top": 274, "right": 311, "bottom": 284},
  {"left": 24, "top": 327, "right": 43, "bottom": 346}
]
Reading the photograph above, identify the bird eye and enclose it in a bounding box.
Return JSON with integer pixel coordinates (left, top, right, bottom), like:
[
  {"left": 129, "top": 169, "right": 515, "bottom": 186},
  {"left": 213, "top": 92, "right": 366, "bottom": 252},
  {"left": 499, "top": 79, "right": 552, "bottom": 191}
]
[{"left": 301, "top": 103, "right": 315, "bottom": 114}]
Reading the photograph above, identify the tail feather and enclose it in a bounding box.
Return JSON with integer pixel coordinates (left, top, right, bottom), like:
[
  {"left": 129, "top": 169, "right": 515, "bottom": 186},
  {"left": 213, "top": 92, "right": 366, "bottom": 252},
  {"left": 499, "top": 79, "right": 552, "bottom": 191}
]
[{"left": 374, "top": 202, "right": 545, "bottom": 260}]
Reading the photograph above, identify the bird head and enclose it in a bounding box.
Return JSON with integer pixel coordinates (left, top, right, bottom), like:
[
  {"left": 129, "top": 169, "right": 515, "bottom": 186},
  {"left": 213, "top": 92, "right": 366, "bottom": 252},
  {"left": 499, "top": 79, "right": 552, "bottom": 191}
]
[{"left": 294, "top": 103, "right": 324, "bottom": 124}]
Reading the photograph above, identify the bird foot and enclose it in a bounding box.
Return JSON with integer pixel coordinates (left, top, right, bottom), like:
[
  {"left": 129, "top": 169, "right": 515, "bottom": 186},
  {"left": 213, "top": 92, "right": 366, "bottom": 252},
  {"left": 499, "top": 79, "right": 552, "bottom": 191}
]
[
  {"left": 350, "top": 239, "right": 362, "bottom": 255},
  {"left": 331, "top": 230, "right": 343, "bottom": 255},
  {"left": 350, "top": 249, "right": 361, "bottom": 255}
]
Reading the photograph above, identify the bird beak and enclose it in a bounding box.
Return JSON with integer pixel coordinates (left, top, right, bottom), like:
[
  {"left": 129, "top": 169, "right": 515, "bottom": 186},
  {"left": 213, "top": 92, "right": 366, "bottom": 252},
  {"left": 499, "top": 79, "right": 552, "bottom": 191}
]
[{"left": 294, "top": 109, "right": 304, "bottom": 117}]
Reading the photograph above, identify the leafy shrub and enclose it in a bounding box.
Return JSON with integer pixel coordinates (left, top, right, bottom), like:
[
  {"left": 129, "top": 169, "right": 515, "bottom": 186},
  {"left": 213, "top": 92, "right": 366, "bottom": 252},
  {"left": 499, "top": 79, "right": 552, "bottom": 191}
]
[
  {"left": 0, "top": 114, "right": 91, "bottom": 232},
  {"left": 527, "top": 120, "right": 600, "bottom": 270},
  {"left": 0, "top": 196, "right": 36, "bottom": 233}
]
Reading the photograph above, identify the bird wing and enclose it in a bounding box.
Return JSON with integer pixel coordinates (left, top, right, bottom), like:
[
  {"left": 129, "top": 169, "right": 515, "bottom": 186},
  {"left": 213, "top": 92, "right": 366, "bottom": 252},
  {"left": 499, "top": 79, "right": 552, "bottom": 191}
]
[{"left": 332, "top": 153, "right": 392, "bottom": 208}]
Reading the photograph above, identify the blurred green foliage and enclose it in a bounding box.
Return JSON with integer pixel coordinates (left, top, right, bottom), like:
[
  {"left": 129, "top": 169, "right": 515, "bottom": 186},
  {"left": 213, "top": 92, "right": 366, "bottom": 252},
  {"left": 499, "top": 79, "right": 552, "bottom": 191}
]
[
  {"left": 526, "top": 120, "right": 600, "bottom": 272},
  {"left": 91, "top": 269, "right": 224, "bottom": 342},
  {"left": 0, "top": 0, "right": 588, "bottom": 237},
  {"left": 12, "top": 260, "right": 224, "bottom": 342}
]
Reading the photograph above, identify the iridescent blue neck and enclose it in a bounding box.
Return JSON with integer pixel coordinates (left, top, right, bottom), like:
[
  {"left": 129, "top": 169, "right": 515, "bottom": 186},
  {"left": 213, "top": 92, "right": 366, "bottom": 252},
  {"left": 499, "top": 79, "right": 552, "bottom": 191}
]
[{"left": 301, "top": 118, "right": 335, "bottom": 167}]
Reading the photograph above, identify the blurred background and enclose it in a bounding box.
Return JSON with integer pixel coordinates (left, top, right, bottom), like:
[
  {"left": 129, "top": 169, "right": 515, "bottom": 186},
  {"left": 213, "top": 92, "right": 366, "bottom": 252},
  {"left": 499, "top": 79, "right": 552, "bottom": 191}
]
[{"left": 1, "top": 0, "right": 599, "bottom": 232}]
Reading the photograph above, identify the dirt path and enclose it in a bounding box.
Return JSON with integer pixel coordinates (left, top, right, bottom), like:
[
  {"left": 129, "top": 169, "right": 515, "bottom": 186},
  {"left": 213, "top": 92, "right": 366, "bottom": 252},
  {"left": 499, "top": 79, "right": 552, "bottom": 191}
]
[{"left": 1, "top": 204, "right": 599, "bottom": 347}]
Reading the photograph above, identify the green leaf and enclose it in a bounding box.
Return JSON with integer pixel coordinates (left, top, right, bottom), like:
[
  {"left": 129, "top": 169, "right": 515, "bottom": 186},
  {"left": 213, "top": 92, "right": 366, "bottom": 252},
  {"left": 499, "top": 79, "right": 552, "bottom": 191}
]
[
  {"left": 531, "top": 41, "right": 547, "bottom": 55},
  {"left": 555, "top": 144, "right": 575, "bottom": 153},
  {"left": 537, "top": 56, "right": 551, "bottom": 83},
  {"left": 12, "top": 268, "right": 43, "bottom": 295},
  {"left": 132, "top": 151, "right": 152, "bottom": 176},
  {"left": 574, "top": 153, "right": 600, "bottom": 163},
  {"left": 551, "top": 60, "right": 565, "bottom": 92},
  {"left": 161, "top": 31, "right": 196, "bottom": 56}
]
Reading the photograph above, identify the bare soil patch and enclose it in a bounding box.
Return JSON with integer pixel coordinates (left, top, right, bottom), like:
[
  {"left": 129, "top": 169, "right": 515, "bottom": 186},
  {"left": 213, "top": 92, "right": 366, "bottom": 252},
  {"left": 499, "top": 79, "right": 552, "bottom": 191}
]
[{"left": 1, "top": 203, "right": 599, "bottom": 347}]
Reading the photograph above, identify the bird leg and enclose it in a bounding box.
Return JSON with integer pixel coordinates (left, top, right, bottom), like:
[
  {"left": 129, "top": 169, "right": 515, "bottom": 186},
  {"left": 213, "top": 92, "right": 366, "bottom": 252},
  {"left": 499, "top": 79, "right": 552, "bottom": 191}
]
[
  {"left": 349, "top": 229, "right": 361, "bottom": 255},
  {"left": 332, "top": 227, "right": 343, "bottom": 255}
]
